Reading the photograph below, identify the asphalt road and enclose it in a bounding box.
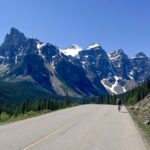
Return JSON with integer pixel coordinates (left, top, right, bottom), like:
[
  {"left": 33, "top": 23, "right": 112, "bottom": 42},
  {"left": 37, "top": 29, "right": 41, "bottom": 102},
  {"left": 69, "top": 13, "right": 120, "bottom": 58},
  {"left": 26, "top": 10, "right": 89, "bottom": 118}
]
[{"left": 0, "top": 105, "right": 148, "bottom": 150}]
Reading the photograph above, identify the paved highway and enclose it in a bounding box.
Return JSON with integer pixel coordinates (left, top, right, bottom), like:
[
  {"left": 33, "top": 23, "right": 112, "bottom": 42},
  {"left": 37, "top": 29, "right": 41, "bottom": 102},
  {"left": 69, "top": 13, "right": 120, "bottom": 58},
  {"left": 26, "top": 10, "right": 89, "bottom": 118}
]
[{"left": 0, "top": 105, "right": 147, "bottom": 150}]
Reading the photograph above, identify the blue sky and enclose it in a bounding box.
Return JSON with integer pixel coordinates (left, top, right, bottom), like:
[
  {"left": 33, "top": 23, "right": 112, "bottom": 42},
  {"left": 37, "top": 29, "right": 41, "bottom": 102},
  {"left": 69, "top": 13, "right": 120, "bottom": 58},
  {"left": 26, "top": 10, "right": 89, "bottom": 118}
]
[{"left": 0, "top": 0, "right": 150, "bottom": 56}]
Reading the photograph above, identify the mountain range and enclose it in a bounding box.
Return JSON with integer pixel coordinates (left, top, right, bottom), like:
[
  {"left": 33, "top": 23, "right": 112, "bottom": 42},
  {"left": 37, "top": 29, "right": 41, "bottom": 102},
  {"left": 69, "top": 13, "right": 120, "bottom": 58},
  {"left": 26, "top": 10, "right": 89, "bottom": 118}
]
[{"left": 0, "top": 28, "right": 150, "bottom": 100}]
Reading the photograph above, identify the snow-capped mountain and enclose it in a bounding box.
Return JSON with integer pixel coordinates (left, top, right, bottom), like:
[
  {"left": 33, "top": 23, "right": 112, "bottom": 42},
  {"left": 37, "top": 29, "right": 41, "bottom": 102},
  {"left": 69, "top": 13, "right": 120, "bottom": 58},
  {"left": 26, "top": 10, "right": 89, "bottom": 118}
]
[
  {"left": 77, "top": 46, "right": 136, "bottom": 95},
  {"left": 62, "top": 45, "right": 149, "bottom": 95},
  {"left": 0, "top": 28, "right": 149, "bottom": 97}
]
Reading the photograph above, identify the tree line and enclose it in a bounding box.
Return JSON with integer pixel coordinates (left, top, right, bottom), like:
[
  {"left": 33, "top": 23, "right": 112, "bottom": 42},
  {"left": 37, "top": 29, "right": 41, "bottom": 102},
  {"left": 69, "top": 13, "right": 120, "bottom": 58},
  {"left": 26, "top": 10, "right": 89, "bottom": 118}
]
[
  {"left": 0, "top": 95, "right": 76, "bottom": 117},
  {"left": 119, "top": 79, "right": 150, "bottom": 105},
  {"left": 87, "top": 79, "right": 150, "bottom": 105},
  {"left": 0, "top": 79, "right": 150, "bottom": 118}
]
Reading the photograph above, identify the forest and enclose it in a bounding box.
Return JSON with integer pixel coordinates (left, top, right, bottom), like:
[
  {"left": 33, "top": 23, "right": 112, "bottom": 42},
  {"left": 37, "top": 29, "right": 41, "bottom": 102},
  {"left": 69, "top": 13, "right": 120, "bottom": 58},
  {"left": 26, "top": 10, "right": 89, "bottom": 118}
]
[{"left": 0, "top": 79, "right": 150, "bottom": 121}]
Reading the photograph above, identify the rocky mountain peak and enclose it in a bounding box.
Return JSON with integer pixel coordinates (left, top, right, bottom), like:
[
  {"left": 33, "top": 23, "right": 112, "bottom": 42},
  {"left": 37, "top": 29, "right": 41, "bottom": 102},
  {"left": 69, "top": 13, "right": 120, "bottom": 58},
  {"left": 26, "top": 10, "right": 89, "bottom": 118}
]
[
  {"left": 109, "top": 49, "right": 126, "bottom": 57},
  {"left": 109, "top": 49, "right": 129, "bottom": 63},
  {"left": 2, "top": 27, "right": 26, "bottom": 49},
  {"left": 116, "top": 49, "right": 126, "bottom": 55},
  {"left": 69, "top": 44, "right": 81, "bottom": 49},
  {"left": 10, "top": 27, "right": 23, "bottom": 35},
  {"left": 8, "top": 27, "right": 26, "bottom": 41},
  {"left": 135, "top": 52, "right": 148, "bottom": 58},
  {"left": 108, "top": 49, "right": 131, "bottom": 79}
]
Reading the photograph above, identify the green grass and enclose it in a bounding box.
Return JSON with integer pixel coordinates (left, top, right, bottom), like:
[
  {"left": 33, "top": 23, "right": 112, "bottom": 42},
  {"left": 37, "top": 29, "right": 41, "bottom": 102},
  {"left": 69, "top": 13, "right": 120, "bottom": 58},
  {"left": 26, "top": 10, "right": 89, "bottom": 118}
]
[
  {"left": 0, "top": 103, "right": 79, "bottom": 124},
  {"left": 0, "top": 110, "right": 49, "bottom": 123}
]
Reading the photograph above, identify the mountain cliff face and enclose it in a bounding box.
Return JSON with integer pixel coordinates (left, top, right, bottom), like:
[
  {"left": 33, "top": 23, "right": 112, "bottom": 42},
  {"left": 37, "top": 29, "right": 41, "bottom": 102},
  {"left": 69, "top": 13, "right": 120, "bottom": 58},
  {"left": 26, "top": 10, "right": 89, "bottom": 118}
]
[
  {"left": 61, "top": 45, "right": 150, "bottom": 95},
  {"left": 130, "top": 52, "right": 150, "bottom": 84},
  {"left": 0, "top": 28, "right": 99, "bottom": 98},
  {"left": 0, "top": 28, "right": 149, "bottom": 98},
  {"left": 108, "top": 49, "right": 131, "bottom": 80},
  {"left": 76, "top": 44, "right": 115, "bottom": 93}
]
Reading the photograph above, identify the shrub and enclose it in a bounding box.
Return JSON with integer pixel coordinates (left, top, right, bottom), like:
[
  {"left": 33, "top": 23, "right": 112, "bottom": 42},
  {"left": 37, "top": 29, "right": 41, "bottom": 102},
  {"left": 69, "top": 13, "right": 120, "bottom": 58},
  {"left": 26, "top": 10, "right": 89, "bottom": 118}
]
[
  {"left": 0, "top": 112, "right": 10, "bottom": 121},
  {"left": 127, "top": 97, "right": 137, "bottom": 105}
]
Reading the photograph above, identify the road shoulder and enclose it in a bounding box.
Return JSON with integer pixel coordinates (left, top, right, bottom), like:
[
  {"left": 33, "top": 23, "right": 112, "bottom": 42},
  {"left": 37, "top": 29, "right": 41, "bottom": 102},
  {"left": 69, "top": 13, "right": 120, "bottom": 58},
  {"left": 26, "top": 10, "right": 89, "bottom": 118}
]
[{"left": 127, "top": 107, "right": 150, "bottom": 149}]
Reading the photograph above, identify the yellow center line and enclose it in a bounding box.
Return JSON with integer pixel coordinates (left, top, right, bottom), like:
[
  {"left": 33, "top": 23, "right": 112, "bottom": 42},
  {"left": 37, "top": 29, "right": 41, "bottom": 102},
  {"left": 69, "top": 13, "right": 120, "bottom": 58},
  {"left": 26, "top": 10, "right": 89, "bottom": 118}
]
[
  {"left": 23, "top": 125, "right": 68, "bottom": 150},
  {"left": 22, "top": 113, "right": 87, "bottom": 150}
]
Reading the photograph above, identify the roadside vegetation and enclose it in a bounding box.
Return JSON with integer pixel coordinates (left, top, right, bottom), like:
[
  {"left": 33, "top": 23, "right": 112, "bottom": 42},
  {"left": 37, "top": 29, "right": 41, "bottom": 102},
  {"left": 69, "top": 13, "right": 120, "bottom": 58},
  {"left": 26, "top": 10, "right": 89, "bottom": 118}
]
[
  {"left": 0, "top": 88, "right": 119, "bottom": 123},
  {"left": 0, "top": 96, "right": 79, "bottom": 122},
  {"left": 121, "top": 79, "right": 150, "bottom": 144},
  {"left": 0, "top": 79, "right": 150, "bottom": 126},
  {"left": 128, "top": 108, "right": 150, "bottom": 143}
]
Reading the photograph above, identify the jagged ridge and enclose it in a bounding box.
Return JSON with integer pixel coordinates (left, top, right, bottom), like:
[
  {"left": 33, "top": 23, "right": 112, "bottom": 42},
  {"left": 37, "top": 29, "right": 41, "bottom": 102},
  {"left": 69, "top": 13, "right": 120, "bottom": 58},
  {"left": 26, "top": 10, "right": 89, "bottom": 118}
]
[{"left": 0, "top": 28, "right": 150, "bottom": 99}]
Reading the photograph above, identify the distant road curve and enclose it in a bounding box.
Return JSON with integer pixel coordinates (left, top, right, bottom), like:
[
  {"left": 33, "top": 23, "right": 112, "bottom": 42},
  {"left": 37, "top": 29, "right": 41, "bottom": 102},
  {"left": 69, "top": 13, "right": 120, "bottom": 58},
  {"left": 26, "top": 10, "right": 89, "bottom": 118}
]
[{"left": 0, "top": 104, "right": 147, "bottom": 150}]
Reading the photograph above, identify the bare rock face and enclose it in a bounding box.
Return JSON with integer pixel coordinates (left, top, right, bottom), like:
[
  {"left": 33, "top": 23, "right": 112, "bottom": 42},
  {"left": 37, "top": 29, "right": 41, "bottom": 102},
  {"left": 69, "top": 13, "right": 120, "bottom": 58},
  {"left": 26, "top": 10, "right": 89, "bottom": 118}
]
[
  {"left": 134, "top": 94, "right": 150, "bottom": 125},
  {"left": 134, "top": 94, "right": 150, "bottom": 111},
  {"left": 130, "top": 52, "right": 150, "bottom": 84},
  {"left": 0, "top": 28, "right": 99, "bottom": 97},
  {"left": 144, "top": 120, "right": 150, "bottom": 125},
  {"left": 109, "top": 49, "right": 131, "bottom": 80}
]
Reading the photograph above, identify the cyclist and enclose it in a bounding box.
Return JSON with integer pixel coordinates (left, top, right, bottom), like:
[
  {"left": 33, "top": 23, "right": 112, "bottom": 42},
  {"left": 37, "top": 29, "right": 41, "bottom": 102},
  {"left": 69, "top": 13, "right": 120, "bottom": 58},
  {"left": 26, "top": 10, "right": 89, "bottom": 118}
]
[{"left": 117, "top": 98, "right": 122, "bottom": 112}]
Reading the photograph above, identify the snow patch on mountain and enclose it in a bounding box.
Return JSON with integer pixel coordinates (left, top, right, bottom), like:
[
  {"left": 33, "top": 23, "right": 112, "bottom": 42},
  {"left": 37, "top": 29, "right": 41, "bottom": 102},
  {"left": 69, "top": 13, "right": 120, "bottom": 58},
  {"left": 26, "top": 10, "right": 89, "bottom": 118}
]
[
  {"left": 36, "top": 42, "right": 46, "bottom": 59},
  {"left": 108, "top": 50, "right": 124, "bottom": 61},
  {"left": 0, "top": 64, "right": 9, "bottom": 74},
  {"left": 122, "top": 86, "right": 127, "bottom": 92},
  {"left": 0, "top": 56, "right": 4, "bottom": 59},
  {"left": 86, "top": 43, "right": 100, "bottom": 50},
  {"left": 101, "top": 79, "right": 118, "bottom": 94},
  {"left": 109, "top": 55, "right": 120, "bottom": 61},
  {"left": 37, "top": 42, "right": 46, "bottom": 50},
  {"left": 101, "top": 76, "right": 127, "bottom": 94},
  {"left": 60, "top": 44, "right": 82, "bottom": 57}
]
